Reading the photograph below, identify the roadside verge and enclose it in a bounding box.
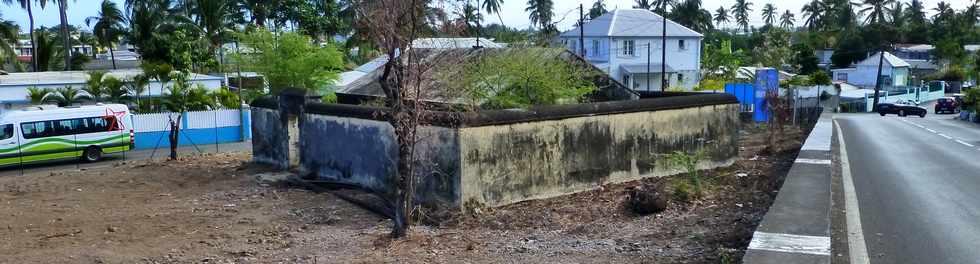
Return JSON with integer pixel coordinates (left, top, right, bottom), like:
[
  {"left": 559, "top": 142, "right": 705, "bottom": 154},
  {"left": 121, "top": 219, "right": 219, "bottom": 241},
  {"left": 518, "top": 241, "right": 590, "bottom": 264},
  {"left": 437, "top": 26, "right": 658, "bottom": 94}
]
[{"left": 742, "top": 114, "right": 833, "bottom": 264}]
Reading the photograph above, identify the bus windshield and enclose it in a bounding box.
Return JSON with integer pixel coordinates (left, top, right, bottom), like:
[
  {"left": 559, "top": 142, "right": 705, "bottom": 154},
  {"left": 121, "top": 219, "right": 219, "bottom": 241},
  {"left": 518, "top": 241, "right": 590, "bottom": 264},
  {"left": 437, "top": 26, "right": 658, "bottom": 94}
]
[{"left": 0, "top": 124, "right": 12, "bottom": 140}]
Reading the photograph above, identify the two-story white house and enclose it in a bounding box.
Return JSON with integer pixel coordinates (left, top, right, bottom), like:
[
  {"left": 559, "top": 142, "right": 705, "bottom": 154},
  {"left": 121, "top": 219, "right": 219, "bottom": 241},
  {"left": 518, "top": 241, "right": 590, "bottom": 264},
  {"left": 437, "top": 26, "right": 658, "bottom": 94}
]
[
  {"left": 559, "top": 9, "right": 703, "bottom": 91},
  {"left": 831, "top": 51, "right": 910, "bottom": 89}
]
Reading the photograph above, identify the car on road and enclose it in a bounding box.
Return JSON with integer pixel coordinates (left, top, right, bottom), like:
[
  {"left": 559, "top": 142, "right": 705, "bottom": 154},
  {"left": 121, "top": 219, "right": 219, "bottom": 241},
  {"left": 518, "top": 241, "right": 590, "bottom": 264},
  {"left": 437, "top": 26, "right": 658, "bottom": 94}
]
[
  {"left": 878, "top": 102, "right": 928, "bottom": 117},
  {"left": 935, "top": 97, "right": 961, "bottom": 114}
]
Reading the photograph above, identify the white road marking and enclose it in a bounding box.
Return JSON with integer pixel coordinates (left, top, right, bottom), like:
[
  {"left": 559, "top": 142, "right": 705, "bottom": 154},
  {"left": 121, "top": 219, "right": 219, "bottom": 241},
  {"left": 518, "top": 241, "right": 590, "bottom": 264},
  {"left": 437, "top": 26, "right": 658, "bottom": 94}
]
[
  {"left": 835, "top": 119, "right": 871, "bottom": 264},
  {"left": 925, "top": 128, "right": 937, "bottom": 133},
  {"left": 748, "top": 231, "right": 831, "bottom": 256},
  {"left": 939, "top": 134, "right": 953, "bottom": 140},
  {"left": 795, "top": 158, "right": 832, "bottom": 165},
  {"left": 956, "top": 140, "right": 975, "bottom": 148}
]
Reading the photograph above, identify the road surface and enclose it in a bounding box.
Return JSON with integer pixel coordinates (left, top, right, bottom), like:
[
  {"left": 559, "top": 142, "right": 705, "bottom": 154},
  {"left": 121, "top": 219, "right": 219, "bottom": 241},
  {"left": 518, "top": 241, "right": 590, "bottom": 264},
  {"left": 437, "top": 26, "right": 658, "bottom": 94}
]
[
  {"left": 836, "top": 111, "right": 980, "bottom": 264},
  {"left": 0, "top": 141, "right": 251, "bottom": 177}
]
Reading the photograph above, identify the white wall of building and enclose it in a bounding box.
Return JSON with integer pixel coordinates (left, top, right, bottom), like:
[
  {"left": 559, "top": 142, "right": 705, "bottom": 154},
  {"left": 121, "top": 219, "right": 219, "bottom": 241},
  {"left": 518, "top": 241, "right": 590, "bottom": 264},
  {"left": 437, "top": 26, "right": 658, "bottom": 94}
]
[{"left": 562, "top": 36, "right": 702, "bottom": 91}]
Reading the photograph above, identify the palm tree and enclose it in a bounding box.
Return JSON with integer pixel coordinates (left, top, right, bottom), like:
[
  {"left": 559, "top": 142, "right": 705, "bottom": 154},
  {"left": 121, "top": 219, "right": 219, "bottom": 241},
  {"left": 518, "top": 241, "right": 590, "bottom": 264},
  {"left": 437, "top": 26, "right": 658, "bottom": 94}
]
[
  {"left": 83, "top": 71, "right": 107, "bottom": 101},
  {"left": 589, "top": 0, "right": 607, "bottom": 19},
  {"left": 192, "top": 0, "right": 235, "bottom": 71},
  {"left": 932, "top": 1, "right": 952, "bottom": 21},
  {"left": 33, "top": 30, "right": 61, "bottom": 72},
  {"left": 102, "top": 76, "right": 129, "bottom": 103},
  {"left": 483, "top": 0, "right": 505, "bottom": 25},
  {"left": 762, "top": 3, "right": 777, "bottom": 26},
  {"left": 731, "top": 0, "right": 753, "bottom": 32},
  {"left": 2, "top": 0, "right": 38, "bottom": 71},
  {"left": 85, "top": 0, "right": 125, "bottom": 70},
  {"left": 526, "top": 0, "right": 554, "bottom": 30},
  {"left": 125, "top": 74, "right": 149, "bottom": 108},
  {"left": 889, "top": 1, "right": 903, "bottom": 26},
  {"left": 780, "top": 10, "right": 795, "bottom": 28},
  {"left": 26, "top": 87, "right": 52, "bottom": 104},
  {"left": 36, "top": 0, "right": 73, "bottom": 71},
  {"left": 714, "top": 6, "right": 730, "bottom": 28},
  {"left": 0, "top": 12, "right": 17, "bottom": 66},
  {"left": 801, "top": 0, "right": 824, "bottom": 30},
  {"left": 43, "top": 86, "right": 90, "bottom": 106},
  {"left": 634, "top": 0, "right": 653, "bottom": 9},
  {"left": 860, "top": 0, "right": 895, "bottom": 25},
  {"left": 670, "top": 0, "right": 713, "bottom": 33},
  {"left": 905, "top": 0, "right": 925, "bottom": 24}
]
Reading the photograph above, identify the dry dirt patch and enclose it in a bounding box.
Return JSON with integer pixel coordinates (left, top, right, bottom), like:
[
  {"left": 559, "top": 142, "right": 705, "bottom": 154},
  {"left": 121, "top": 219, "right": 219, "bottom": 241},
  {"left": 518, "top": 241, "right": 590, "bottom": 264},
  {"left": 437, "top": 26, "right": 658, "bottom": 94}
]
[{"left": 0, "top": 125, "right": 804, "bottom": 263}]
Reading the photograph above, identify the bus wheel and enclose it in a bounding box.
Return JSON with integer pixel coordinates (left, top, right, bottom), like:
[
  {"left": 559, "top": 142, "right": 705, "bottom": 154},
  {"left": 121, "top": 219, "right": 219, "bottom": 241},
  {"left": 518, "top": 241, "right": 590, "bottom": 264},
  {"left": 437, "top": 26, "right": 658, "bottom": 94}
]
[{"left": 83, "top": 147, "right": 102, "bottom": 163}]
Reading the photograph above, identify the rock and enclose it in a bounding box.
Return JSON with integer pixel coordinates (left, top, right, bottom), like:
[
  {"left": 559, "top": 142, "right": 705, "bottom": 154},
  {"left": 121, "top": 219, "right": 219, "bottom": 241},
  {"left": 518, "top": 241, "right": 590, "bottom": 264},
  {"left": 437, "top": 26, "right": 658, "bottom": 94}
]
[{"left": 627, "top": 184, "right": 668, "bottom": 215}]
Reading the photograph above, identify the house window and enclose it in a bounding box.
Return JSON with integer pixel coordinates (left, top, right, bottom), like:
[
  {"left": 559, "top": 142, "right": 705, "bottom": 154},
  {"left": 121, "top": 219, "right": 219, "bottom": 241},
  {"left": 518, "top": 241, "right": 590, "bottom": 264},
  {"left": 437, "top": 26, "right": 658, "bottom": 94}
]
[
  {"left": 678, "top": 73, "right": 684, "bottom": 83},
  {"left": 592, "top": 40, "right": 600, "bottom": 57},
  {"left": 622, "top": 40, "right": 635, "bottom": 56},
  {"left": 623, "top": 75, "right": 631, "bottom": 87},
  {"left": 836, "top": 73, "right": 848, "bottom": 82},
  {"left": 679, "top": 39, "right": 686, "bottom": 50}
]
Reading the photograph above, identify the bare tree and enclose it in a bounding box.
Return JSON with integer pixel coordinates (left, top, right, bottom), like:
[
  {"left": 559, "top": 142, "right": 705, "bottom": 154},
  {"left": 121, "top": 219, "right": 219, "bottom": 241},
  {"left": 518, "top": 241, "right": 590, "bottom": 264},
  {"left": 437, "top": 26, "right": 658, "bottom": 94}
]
[{"left": 359, "top": 0, "right": 433, "bottom": 238}]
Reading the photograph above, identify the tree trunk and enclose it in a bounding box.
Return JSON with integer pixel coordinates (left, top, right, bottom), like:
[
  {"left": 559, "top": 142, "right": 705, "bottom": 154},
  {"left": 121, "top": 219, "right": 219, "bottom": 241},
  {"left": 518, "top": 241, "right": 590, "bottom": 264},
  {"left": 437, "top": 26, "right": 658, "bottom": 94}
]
[
  {"left": 58, "top": 0, "right": 71, "bottom": 71},
  {"left": 27, "top": 3, "right": 38, "bottom": 72},
  {"left": 109, "top": 44, "right": 116, "bottom": 70},
  {"left": 389, "top": 108, "right": 416, "bottom": 238},
  {"left": 169, "top": 115, "right": 181, "bottom": 160}
]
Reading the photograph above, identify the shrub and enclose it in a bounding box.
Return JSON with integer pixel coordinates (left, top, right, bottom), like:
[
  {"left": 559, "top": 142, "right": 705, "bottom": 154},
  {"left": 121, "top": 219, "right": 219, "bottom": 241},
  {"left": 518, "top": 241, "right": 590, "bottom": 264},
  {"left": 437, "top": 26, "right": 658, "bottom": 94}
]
[
  {"left": 809, "top": 70, "right": 832, "bottom": 86},
  {"left": 672, "top": 180, "right": 692, "bottom": 202},
  {"left": 667, "top": 150, "right": 706, "bottom": 199},
  {"left": 450, "top": 48, "right": 597, "bottom": 109}
]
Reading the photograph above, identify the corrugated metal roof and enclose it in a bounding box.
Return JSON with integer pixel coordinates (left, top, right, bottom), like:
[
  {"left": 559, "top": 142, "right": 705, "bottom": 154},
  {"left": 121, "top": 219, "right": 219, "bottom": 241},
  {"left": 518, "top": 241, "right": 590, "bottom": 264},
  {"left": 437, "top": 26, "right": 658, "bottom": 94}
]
[
  {"left": 412, "top": 38, "right": 505, "bottom": 49},
  {"left": 856, "top": 52, "right": 910, "bottom": 68},
  {"left": 560, "top": 9, "right": 702, "bottom": 38}
]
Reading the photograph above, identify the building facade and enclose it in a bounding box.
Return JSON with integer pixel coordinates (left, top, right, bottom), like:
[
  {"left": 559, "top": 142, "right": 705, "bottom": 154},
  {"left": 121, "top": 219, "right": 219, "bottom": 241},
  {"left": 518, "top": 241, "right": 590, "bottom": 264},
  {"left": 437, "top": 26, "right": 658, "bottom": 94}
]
[
  {"left": 559, "top": 9, "right": 703, "bottom": 91},
  {"left": 832, "top": 52, "right": 910, "bottom": 89}
]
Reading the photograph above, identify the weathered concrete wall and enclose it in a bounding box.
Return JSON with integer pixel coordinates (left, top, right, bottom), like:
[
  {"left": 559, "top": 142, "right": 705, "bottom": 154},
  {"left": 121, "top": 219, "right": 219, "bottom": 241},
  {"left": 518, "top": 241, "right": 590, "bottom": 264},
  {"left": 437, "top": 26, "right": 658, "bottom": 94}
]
[
  {"left": 458, "top": 104, "right": 739, "bottom": 207},
  {"left": 298, "top": 113, "right": 461, "bottom": 206},
  {"left": 251, "top": 107, "right": 289, "bottom": 169}
]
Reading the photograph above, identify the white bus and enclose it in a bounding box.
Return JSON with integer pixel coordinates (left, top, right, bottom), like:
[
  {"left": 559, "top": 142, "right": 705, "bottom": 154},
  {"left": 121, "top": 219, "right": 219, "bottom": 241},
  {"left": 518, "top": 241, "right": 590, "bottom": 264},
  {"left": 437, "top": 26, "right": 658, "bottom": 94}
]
[{"left": 0, "top": 104, "right": 134, "bottom": 167}]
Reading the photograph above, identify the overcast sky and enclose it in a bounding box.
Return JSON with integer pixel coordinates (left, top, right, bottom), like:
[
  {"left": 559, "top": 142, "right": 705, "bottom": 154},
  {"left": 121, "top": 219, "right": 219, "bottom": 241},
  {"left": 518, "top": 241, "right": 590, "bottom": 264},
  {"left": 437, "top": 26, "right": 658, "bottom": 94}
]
[{"left": 0, "top": 0, "right": 973, "bottom": 33}]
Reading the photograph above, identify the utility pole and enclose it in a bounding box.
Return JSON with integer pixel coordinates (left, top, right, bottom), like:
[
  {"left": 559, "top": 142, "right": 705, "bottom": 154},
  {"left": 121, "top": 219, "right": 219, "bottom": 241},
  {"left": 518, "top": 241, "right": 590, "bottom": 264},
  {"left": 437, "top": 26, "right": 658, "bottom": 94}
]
[
  {"left": 660, "top": 2, "right": 668, "bottom": 91},
  {"left": 872, "top": 48, "right": 886, "bottom": 112},
  {"left": 579, "top": 4, "right": 585, "bottom": 57},
  {"left": 647, "top": 43, "right": 651, "bottom": 91}
]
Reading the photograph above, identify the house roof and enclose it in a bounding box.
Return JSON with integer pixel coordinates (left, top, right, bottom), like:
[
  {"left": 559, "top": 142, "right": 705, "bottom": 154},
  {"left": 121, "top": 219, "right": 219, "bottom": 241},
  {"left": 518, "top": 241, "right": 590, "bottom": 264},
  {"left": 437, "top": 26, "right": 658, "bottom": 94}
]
[
  {"left": 856, "top": 52, "right": 910, "bottom": 68},
  {"left": 894, "top": 44, "right": 934, "bottom": 52},
  {"left": 559, "top": 9, "right": 702, "bottom": 38},
  {"left": 0, "top": 69, "right": 223, "bottom": 87},
  {"left": 412, "top": 38, "right": 505, "bottom": 49}
]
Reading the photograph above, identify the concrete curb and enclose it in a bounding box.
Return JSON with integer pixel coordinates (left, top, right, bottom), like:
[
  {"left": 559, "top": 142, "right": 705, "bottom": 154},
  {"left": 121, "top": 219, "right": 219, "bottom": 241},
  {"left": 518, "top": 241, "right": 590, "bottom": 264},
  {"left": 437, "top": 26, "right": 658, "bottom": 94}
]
[{"left": 743, "top": 114, "right": 833, "bottom": 264}]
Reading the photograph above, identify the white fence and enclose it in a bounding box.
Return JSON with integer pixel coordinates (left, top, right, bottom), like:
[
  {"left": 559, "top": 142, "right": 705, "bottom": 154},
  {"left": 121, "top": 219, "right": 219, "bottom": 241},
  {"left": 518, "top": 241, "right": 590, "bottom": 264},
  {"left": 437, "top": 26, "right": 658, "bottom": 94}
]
[{"left": 132, "top": 109, "right": 243, "bottom": 132}]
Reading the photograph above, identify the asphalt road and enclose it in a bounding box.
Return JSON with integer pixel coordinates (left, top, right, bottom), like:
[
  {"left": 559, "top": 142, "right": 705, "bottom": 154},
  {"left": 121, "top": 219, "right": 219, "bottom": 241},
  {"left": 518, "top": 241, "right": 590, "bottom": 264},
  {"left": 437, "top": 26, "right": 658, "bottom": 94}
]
[
  {"left": 0, "top": 141, "right": 251, "bottom": 177},
  {"left": 837, "top": 111, "right": 980, "bottom": 264}
]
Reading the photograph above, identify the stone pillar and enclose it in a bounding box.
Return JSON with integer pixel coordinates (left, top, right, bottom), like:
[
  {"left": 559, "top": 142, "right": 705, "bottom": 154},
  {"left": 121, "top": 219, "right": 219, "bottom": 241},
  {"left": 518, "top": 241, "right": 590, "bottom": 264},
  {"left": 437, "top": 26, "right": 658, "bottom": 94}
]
[{"left": 277, "top": 88, "right": 321, "bottom": 169}]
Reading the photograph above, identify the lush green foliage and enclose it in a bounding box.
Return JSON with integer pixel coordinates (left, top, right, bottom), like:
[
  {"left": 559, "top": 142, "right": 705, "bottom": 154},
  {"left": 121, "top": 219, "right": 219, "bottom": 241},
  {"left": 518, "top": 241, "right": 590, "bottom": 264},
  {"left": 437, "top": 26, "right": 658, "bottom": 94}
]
[
  {"left": 666, "top": 150, "right": 706, "bottom": 199},
  {"left": 44, "top": 86, "right": 90, "bottom": 107},
  {"left": 233, "top": 29, "right": 343, "bottom": 94},
  {"left": 451, "top": 49, "right": 597, "bottom": 109}
]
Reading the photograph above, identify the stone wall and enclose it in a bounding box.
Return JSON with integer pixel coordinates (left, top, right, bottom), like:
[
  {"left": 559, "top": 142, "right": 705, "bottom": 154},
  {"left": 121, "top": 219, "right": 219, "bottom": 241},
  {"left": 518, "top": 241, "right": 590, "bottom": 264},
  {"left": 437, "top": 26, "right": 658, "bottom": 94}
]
[
  {"left": 458, "top": 104, "right": 739, "bottom": 207},
  {"left": 250, "top": 92, "right": 739, "bottom": 210},
  {"left": 250, "top": 105, "right": 289, "bottom": 169}
]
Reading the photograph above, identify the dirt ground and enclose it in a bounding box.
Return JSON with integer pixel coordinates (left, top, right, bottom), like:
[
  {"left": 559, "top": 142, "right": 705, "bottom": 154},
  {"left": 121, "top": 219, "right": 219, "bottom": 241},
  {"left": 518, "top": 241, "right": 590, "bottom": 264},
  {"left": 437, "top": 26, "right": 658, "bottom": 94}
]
[{"left": 0, "top": 126, "right": 805, "bottom": 264}]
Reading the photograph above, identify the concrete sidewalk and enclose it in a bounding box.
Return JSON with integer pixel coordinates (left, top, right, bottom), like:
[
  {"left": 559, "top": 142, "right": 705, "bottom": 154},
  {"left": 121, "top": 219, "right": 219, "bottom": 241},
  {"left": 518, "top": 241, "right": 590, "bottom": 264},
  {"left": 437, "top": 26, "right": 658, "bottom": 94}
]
[{"left": 742, "top": 115, "right": 833, "bottom": 263}]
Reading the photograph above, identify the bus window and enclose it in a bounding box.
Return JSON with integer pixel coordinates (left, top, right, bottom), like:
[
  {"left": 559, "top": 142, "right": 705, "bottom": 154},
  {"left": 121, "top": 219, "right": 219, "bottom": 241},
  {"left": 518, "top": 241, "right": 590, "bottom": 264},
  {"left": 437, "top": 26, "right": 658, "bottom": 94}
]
[
  {"left": 0, "top": 124, "right": 12, "bottom": 140},
  {"left": 22, "top": 121, "right": 53, "bottom": 139},
  {"left": 55, "top": 119, "right": 75, "bottom": 136}
]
